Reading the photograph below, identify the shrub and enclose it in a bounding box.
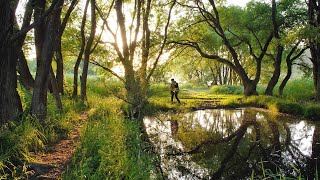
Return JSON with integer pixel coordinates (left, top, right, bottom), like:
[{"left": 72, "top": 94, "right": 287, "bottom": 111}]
[
  {"left": 180, "top": 82, "right": 208, "bottom": 89},
  {"left": 209, "top": 85, "right": 243, "bottom": 95},
  {"left": 304, "top": 104, "right": 320, "bottom": 120},
  {"left": 281, "top": 79, "right": 314, "bottom": 101},
  {"left": 276, "top": 101, "right": 304, "bottom": 116}
]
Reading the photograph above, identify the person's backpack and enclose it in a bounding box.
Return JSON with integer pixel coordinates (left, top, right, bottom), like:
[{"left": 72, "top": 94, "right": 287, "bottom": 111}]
[{"left": 174, "top": 83, "right": 179, "bottom": 92}]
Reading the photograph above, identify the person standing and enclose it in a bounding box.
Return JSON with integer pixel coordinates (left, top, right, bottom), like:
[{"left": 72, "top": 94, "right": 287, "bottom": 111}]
[{"left": 170, "top": 79, "right": 181, "bottom": 104}]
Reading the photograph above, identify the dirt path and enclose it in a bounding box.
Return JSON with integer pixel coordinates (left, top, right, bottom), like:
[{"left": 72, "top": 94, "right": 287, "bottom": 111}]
[{"left": 28, "top": 113, "right": 88, "bottom": 180}]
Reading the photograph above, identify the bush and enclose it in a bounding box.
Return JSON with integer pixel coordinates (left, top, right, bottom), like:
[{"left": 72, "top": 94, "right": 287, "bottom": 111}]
[
  {"left": 241, "top": 96, "right": 305, "bottom": 116},
  {"left": 180, "top": 82, "right": 208, "bottom": 89},
  {"left": 209, "top": 85, "right": 243, "bottom": 95},
  {"left": 281, "top": 79, "right": 314, "bottom": 101},
  {"left": 276, "top": 101, "right": 304, "bottom": 116},
  {"left": 304, "top": 104, "right": 320, "bottom": 120}
]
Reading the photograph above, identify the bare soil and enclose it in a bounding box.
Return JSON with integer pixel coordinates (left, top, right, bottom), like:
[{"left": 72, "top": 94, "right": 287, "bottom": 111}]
[{"left": 28, "top": 113, "right": 88, "bottom": 180}]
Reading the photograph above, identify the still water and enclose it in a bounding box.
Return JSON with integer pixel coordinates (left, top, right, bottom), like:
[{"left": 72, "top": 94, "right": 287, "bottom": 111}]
[{"left": 143, "top": 108, "right": 320, "bottom": 179}]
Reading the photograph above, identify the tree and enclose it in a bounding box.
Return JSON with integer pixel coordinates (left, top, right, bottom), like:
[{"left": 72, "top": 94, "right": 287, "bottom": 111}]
[
  {"left": 55, "top": 0, "right": 79, "bottom": 94},
  {"left": 307, "top": 0, "right": 320, "bottom": 100},
  {"left": 81, "top": 0, "right": 96, "bottom": 100},
  {"left": 14, "top": 0, "right": 35, "bottom": 91},
  {"left": 96, "top": 0, "right": 176, "bottom": 118},
  {"left": 278, "top": 41, "right": 308, "bottom": 95},
  {"left": 0, "top": 0, "right": 23, "bottom": 124},
  {"left": 174, "top": 1, "right": 273, "bottom": 96},
  {"left": 31, "top": 0, "right": 64, "bottom": 120},
  {"left": 265, "top": 0, "right": 307, "bottom": 95}
]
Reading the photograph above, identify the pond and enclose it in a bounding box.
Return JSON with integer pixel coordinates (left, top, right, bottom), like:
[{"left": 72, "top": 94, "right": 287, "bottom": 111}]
[{"left": 143, "top": 108, "right": 320, "bottom": 179}]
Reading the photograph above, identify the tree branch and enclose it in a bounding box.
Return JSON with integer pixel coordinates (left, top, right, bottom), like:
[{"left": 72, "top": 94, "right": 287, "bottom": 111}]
[
  {"left": 90, "top": 60, "right": 126, "bottom": 83},
  {"left": 147, "top": 0, "right": 176, "bottom": 81},
  {"left": 10, "top": 0, "right": 62, "bottom": 42}
]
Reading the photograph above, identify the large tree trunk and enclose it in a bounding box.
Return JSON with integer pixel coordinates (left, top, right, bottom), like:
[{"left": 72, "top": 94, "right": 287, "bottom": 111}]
[
  {"left": 81, "top": 0, "right": 96, "bottom": 101},
  {"left": 308, "top": 0, "right": 320, "bottom": 100},
  {"left": 0, "top": 0, "right": 23, "bottom": 125},
  {"left": 311, "top": 45, "right": 320, "bottom": 100},
  {"left": 265, "top": 45, "right": 283, "bottom": 95},
  {"left": 31, "top": 0, "right": 62, "bottom": 120},
  {"left": 243, "top": 80, "right": 258, "bottom": 96},
  {"left": 17, "top": 50, "right": 34, "bottom": 90},
  {"left": 124, "top": 65, "right": 146, "bottom": 118}
]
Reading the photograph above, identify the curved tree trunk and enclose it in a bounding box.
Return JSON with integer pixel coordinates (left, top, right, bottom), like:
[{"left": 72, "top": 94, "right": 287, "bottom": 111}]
[
  {"left": 17, "top": 50, "right": 34, "bottom": 90},
  {"left": 265, "top": 45, "right": 283, "bottom": 95},
  {"left": 279, "top": 63, "right": 292, "bottom": 96}
]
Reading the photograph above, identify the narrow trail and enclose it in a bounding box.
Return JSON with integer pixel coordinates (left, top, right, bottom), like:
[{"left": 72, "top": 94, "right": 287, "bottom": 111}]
[{"left": 28, "top": 113, "right": 88, "bottom": 180}]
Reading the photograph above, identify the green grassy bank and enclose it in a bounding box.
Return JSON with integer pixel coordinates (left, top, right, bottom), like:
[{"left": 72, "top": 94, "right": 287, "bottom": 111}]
[
  {"left": 0, "top": 86, "right": 87, "bottom": 179},
  {"left": 146, "top": 79, "right": 320, "bottom": 120},
  {"left": 63, "top": 81, "right": 158, "bottom": 179}
]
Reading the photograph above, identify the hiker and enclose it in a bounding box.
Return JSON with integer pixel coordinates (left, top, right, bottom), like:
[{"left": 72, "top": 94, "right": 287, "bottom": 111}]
[{"left": 170, "top": 79, "right": 181, "bottom": 104}]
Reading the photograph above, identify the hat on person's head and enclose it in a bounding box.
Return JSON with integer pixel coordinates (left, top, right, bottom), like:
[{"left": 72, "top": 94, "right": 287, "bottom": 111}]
[{"left": 171, "top": 78, "right": 174, "bottom": 81}]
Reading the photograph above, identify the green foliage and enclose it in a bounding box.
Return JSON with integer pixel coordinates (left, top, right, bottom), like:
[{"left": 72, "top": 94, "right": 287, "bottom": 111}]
[
  {"left": 209, "top": 85, "right": 243, "bottom": 95},
  {"left": 304, "top": 104, "right": 320, "bottom": 120},
  {"left": 63, "top": 97, "right": 155, "bottom": 179},
  {"left": 275, "top": 101, "right": 304, "bottom": 116},
  {"left": 0, "top": 81, "right": 88, "bottom": 178},
  {"left": 0, "top": 116, "right": 45, "bottom": 178},
  {"left": 280, "top": 79, "right": 314, "bottom": 101},
  {"left": 180, "top": 82, "right": 208, "bottom": 89}
]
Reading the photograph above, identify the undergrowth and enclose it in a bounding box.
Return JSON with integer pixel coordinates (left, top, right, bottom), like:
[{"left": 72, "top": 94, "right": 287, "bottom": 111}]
[
  {"left": 0, "top": 84, "right": 87, "bottom": 179},
  {"left": 63, "top": 95, "right": 156, "bottom": 179}
]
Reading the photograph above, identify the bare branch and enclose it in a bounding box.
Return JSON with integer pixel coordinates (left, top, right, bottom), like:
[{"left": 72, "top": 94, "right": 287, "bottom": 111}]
[
  {"left": 60, "top": 0, "right": 79, "bottom": 36},
  {"left": 11, "top": 0, "right": 62, "bottom": 42},
  {"left": 171, "top": 40, "right": 238, "bottom": 72},
  {"left": 147, "top": 0, "right": 176, "bottom": 81},
  {"left": 90, "top": 60, "right": 126, "bottom": 83}
]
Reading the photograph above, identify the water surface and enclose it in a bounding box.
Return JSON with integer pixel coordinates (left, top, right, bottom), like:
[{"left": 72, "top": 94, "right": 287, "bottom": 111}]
[{"left": 143, "top": 108, "right": 320, "bottom": 179}]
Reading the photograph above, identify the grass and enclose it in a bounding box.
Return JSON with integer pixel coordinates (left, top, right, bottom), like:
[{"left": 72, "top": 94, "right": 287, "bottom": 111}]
[
  {"left": 1, "top": 79, "right": 158, "bottom": 179},
  {"left": 1, "top": 77, "right": 319, "bottom": 179},
  {"left": 0, "top": 83, "right": 87, "bottom": 179},
  {"left": 63, "top": 88, "right": 157, "bottom": 179},
  {"left": 147, "top": 79, "right": 320, "bottom": 120}
]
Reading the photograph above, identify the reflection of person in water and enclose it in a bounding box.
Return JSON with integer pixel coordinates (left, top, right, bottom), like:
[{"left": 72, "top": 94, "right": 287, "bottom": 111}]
[
  {"left": 170, "top": 79, "right": 181, "bottom": 104},
  {"left": 171, "top": 120, "right": 178, "bottom": 135}
]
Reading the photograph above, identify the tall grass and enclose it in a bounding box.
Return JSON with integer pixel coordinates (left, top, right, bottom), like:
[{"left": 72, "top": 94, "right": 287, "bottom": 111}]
[
  {"left": 280, "top": 79, "right": 314, "bottom": 101},
  {"left": 209, "top": 85, "right": 243, "bottom": 95},
  {"left": 0, "top": 116, "right": 46, "bottom": 178},
  {"left": 63, "top": 95, "right": 156, "bottom": 179},
  {"left": 0, "top": 82, "right": 88, "bottom": 179}
]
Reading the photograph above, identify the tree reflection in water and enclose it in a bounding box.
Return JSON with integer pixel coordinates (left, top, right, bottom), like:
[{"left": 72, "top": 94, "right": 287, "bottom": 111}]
[{"left": 143, "top": 108, "right": 320, "bottom": 179}]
